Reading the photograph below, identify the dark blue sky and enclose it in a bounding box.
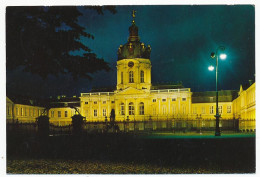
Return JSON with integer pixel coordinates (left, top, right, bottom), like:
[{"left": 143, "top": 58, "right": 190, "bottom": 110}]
[{"left": 7, "top": 5, "right": 255, "bottom": 98}]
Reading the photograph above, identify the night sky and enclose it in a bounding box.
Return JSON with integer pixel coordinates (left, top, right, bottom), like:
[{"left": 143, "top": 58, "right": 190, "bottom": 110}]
[{"left": 6, "top": 5, "right": 255, "bottom": 98}]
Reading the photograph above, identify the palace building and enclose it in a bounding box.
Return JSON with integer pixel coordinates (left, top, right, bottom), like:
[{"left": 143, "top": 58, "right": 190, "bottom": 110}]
[{"left": 6, "top": 12, "right": 255, "bottom": 132}]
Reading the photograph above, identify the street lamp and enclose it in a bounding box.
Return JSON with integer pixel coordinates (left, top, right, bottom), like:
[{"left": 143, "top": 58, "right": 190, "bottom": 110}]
[{"left": 209, "top": 46, "right": 226, "bottom": 136}]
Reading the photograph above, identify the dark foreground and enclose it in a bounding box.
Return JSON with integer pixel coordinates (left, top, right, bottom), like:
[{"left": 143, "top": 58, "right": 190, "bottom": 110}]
[{"left": 7, "top": 132, "right": 255, "bottom": 174}]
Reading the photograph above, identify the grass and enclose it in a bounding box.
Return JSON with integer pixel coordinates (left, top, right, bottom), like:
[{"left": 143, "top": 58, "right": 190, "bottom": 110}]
[{"left": 6, "top": 132, "right": 256, "bottom": 174}]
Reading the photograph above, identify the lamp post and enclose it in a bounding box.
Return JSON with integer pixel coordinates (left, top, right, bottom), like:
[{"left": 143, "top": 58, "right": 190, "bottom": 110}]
[{"left": 209, "top": 46, "right": 226, "bottom": 136}]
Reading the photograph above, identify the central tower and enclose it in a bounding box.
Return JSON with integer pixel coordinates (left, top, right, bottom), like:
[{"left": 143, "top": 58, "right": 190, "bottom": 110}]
[{"left": 116, "top": 10, "right": 152, "bottom": 91}]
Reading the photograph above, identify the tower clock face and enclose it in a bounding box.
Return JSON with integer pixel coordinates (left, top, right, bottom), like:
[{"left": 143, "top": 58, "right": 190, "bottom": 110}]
[{"left": 128, "top": 61, "right": 134, "bottom": 67}]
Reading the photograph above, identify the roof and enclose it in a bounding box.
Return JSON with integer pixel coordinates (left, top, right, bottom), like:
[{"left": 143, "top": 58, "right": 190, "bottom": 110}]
[
  {"left": 151, "top": 82, "right": 184, "bottom": 90},
  {"left": 48, "top": 96, "right": 80, "bottom": 108},
  {"left": 192, "top": 90, "right": 238, "bottom": 103},
  {"left": 7, "top": 94, "right": 46, "bottom": 107}
]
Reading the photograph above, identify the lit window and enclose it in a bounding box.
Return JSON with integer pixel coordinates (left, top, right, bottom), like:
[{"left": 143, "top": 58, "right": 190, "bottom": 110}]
[
  {"left": 58, "top": 111, "right": 61, "bottom": 117},
  {"left": 172, "top": 105, "right": 176, "bottom": 114},
  {"left": 24, "top": 108, "right": 27, "bottom": 116},
  {"left": 103, "top": 109, "right": 106, "bottom": 116},
  {"left": 94, "top": 109, "right": 97, "bottom": 117},
  {"left": 172, "top": 98, "right": 176, "bottom": 101},
  {"left": 210, "top": 97, "right": 213, "bottom": 102},
  {"left": 51, "top": 111, "right": 54, "bottom": 117},
  {"left": 162, "top": 106, "right": 167, "bottom": 115},
  {"left": 129, "top": 71, "right": 134, "bottom": 83},
  {"left": 139, "top": 102, "right": 144, "bottom": 115},
  {"left": 7, "top": 106, "right": 10, "bottom": 115},
  {"left": 162, "top": 99, "right": 166, "bottom": 102},
  {"left": 182, "top": 98, "right": 186, "bottom": 101},
  {"left": 227, "top": 106, "right": 231, "bottom": 113},
  {"left": 193, "top": 107, "right": 197, "bottom": 114},
  {"left": 202, "top": 107, "right": 205, "bottom": 114},
  {"left": 152, "top": 99, "right": 156, "bottom": 102},
  {"left": 210, "top": 106, "right": 214, "bottom": 114},
  {"left": 65, "top": 111, "right": 68, "bottom": 117},
  {"left": 121, "top": 72, "right": 123, "bottom": 84},
  {"left": 129, "top": 102, "right": 134, "bottom": 115},
  {"left": 16, "top": 107, "right": 19, "bottom": 116},
  {"left": 218, "top": 106, "right": 222, "bottom": 114},
  {"left": 120, "top": 103, "right": 125, "bottom": 115},
  {"left": 140, "top": 70, "right": 144, "bottom": 83},
  {"left": 153, "top": 107, "right": 156, "bottom": 115},
  {"left": 182, "top": 105, "right": 186, "bottom": 114}
]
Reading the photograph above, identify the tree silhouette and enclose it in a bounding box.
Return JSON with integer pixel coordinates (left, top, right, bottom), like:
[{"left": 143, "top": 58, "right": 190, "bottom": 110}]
[{"left": 6, "top": 6, "right": 116, "bottom": 79}]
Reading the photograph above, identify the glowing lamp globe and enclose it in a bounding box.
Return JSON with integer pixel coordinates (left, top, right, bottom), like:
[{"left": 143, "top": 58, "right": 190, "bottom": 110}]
[{"left": 208, "top": 65, "right": 214, "bottom": 71}]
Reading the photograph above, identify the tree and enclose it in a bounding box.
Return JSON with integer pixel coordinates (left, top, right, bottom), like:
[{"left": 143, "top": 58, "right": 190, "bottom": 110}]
[{"left": 6, "top": 6, "right": 116, "bottom": 79}]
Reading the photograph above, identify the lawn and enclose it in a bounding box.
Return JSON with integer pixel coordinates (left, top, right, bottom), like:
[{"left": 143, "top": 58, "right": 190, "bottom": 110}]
[{"left": 6, "top": 132, "right": 256, "bottom": 174}]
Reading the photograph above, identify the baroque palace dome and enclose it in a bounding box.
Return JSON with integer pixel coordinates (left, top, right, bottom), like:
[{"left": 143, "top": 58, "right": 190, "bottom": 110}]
[{"left": 117, "top": 13, "right": 151, "bottom": 60}]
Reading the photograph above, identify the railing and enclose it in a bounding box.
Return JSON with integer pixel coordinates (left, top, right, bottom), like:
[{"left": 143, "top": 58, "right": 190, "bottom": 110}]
[
  {"left": 6, "top": 118, "right": 256, "bottom": 135},
  {"left": 81, "top": 92, "right": 115, "bottom": 97},
  {"left": 150, "top": 88, "right": 190, "bottom": 93}
]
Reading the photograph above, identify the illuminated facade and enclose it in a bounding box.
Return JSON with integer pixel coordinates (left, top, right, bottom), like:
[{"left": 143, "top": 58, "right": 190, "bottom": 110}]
[{"left": 6, "top": 12, "right": 255, "bottom": 131}]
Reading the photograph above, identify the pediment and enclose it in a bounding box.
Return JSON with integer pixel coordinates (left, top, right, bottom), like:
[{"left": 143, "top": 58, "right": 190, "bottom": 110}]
[{"left": 116, "top": 87, "right": 147, "bottom": 95}]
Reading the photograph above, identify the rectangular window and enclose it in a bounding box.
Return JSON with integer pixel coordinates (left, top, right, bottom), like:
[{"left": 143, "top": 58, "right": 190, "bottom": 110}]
[
  {"left": 94, "top": 109, "right": 97, "bottom": 117},
  {"left": 58, "top": 111, "right": 61, "bottom": 117},
  {"left": 51, "top": 111, "right": 54, "bottom": 118},
  {"left": 120, "top": 104, "right": 125, "bottom": 115},
  {"left": 94, "top": 101, "right": 97, "bottom": 104},
  {"left": 24, "top": 108, "right": 27, "bottom": 116},
  {"left": 210, "top": 97, "right": 214, "bottom": 102},
  {"left": 218, "top": 106, "right": 222, "bottom": 114},
  {"left": 153, "top": 107, "right": 156, "bottom": 115},
  {"left": 210, "top": 106, "right": 214, "bottom": 114},
  {"left": 162, "top": 98, "right": 166, "bottom": 102},
  {"left": 227, "top": 106, "right": 231, "bottom": 113},
  {"left": 202, "top": 107, "right": 205, "bottom": 114},
  {"left": 172, "top": 106, "right": 176, "bottom": 115},
  {"left": 152, "top": 99, "right": 156, "bottom": 102},
  {"left": 121, "top": 72, "right": 123, "bottom": 84},
  {"left": 140, "top": 71, "right": 144, "bottom": 83},
  {"left": 139, "top": 104, "right": 144, "bottom": 115},
  {"left": 172, "top": 98, "right": 176, "bottom": 101},
  {"left": 162, "top": 106, "right": 167, "bottom": 115},
  {"left": 182, "top": 105, "right": 186, "bottom": 114},
  {"left": 65, "top": 111, "right": 68, "bottom": 117},
  {"left": 103, "top": 109, "right": 106, "bottom": 116},
  {"left": 111, "top": 101, "right": 115, "bottom": 104},
  {"left": 182, "top": 98, "right": 186, "bottom": 101},
  {"left": 7, "top": 106, "right": 10, "bottom": 115},
  {"left": 16, "top": 107, "right": 19, "bottom": 116},
  {"left": 85, "top": 102, "right": 88, "bottom": 104},
  {"left": 103, "top": 101, "right": 106, "bottom": 104},
  {"left": 129, "top": 71, "right": 134, "bottom": 83},
  {"left": 193, "top": 107, "right": 197, "bottom": 114},
  {"left": 21, "top": 108, "right": 23, "bottom": 116}
]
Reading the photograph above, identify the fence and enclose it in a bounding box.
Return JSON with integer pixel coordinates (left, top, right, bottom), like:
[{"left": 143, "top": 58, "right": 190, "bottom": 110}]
[{"left": 6, "top": 118, "right": 255, "bottom": 135}]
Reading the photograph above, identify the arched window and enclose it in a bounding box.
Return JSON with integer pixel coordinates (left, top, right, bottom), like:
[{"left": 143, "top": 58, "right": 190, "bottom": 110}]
[
  {"left": 121, "top": 72, "right": 123, "bottom": 84},
  {"left": 140, "top": 70, "right": 144, "bottom": 83},
  {"left": 129, "top": 71, "right": 134, "bottom": 83},
  {"left": 120, "top": 103, "right": 125, "bottom": 115},
  {"left": 129, "top": 102, "right": 134, "bottom": 115},
  {"left": 139, "top": 102, "right": 144, "bottom": 115}
]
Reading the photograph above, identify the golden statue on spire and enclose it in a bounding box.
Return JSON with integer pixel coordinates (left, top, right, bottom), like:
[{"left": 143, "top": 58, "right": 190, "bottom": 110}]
[{"left": 132, "top": 10, "right": 136, "bottom": 24}]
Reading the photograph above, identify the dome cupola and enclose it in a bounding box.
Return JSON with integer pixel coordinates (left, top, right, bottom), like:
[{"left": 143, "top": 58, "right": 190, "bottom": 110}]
[{"left": 117, "top": 10, "right": 151, "bottom": 60}]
